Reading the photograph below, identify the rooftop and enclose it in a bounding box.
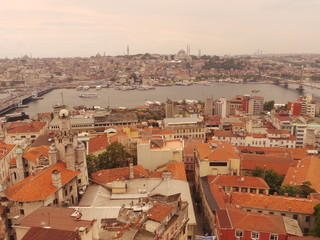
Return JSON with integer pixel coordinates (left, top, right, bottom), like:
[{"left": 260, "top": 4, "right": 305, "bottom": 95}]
[{"left": 5, "top": 162, "right": 79, "bottom": 202}]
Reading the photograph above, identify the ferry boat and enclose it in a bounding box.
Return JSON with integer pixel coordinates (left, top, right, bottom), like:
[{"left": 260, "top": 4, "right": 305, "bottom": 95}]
[
  {"left": 251, "top": 89, "right": 261, "bottom": 93},
  {"left": 79, "top": 93, "right": 98, "bottom": 98}
]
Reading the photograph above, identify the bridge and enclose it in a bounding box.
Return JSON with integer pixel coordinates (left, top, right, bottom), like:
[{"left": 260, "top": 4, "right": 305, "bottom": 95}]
[
  {"left": 262, "top": 75, "right": 320, "bottom": 92},
  {"left": 0, "top": 87, "right": 56, "bottom": 116}
]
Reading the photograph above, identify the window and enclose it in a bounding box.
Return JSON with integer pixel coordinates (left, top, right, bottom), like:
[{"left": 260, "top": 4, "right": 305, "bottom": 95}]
[
  {"left": 20, "top": 209, "right": 25, "bottom": 215},
  {"left": 269, "top": 212, "right": 274, "bottom": 215},
  {"left": 69, "top": 185, "right": 73, "bottom": 192},
  {"left": 209, "top": 162, "right": 227, "bottom": 167},
  {"left": 305, "top": 216, "right": 310, "bottom": 222},
  {"left": 281, "top": 213, "right": 286, "bottom": 216},
  {"left": 235, "top": 230, "right": 243, "bottom": 237},
  {"left": 270, "top": 234, "right": 278, "bottom": 240},
  {"left": 304, "top": 228, "right": 309, "bottom": 234},
  {"left": 251, "top": 232, "right": 259, "bottom": 239},
  {"left": 293, "top": 215, "right": 298, "bottom": 220}
]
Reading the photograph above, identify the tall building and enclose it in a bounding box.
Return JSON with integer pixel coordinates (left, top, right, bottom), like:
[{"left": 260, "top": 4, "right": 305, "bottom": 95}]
[
  {"left": 204, "top": 97, "right": 213, "bottom": 116},
  {"left": 165, "top": 99, "right": 179, "bottom": 118},
  {"left": 215, "top": 98, "right": 227, "bottom": 118}
]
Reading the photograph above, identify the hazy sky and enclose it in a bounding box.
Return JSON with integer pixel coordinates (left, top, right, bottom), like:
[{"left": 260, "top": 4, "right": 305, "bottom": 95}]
[{"left": 1, "top": 0, "right": 320, "bottom": 58}]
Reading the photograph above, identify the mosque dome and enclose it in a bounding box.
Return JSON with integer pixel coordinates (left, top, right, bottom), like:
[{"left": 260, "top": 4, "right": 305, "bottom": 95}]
[{"left": 59, "top": 109, "right": 69, "bottom": 118}]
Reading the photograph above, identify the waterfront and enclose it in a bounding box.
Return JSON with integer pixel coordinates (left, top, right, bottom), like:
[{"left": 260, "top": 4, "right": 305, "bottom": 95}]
[{"left": 17, "top": 82, "right": 319, "bottom": 117}]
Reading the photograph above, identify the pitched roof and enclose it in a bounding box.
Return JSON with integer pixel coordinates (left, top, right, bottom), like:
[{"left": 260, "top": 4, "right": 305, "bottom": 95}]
[
  {"left": 92, "top": 165, "right": 149, "bottom": 184},
  {"left": 5, "top": 162, "right": 79, "bottom": 202},
  {"left": 6, "top": 121, "right": 46, "bottom": 134},
  {"left": 22, "top": 227, "right": 81, "bottom": 240},
  {"left": 282, "top": 156, "right": 320, "bottom": 192},
  {"left": 208, "top": 175, "right": 269, "bottom": 189},
  {"left": 148, "top": 203, "right": 174, "bottom": 222},
  {"left": 196, "top": 141, "right": 239, "bottom": 162},
  {"left": 19, "top": 207, "right": 93, "bottom": 231},
  {"left": 151, "top": 161, "right": 187, "bottom": 181},
  {"left": 240, "top": 153, "right": 295, "bottom": 175},
  {"left": 0, "top": 141, "right": 15, "bottom": 161},
  {"left": 88, "top": 134, "right": 109, "bottom": 154},
  {"left": 231, "top": 192, "right": 320, "bottom": 214},
  {"left": 23, "top": 145, "right": 50, "bottom": 164},
  {"left": 226, "top": 209, "right": 295, "bottom": 235}
]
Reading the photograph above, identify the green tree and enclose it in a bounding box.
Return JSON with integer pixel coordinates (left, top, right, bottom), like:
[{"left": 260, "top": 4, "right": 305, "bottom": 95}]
[
  {"left": 263, "top": 100, "right": 275, "bottom": 111},
  {"left": 278, "top": 182, "right": 315, "bottom": 198},
  {"left": 313, "top": 204, "right": 320, "bottom": 237},
  {"left": 252, "top": 167, "right": 284, "bottom": 194},
  {"left": 97, "top": 142, "right": 132, "bottom": 170},
  {"left": 86, "top": 142, "right": 135, "bottom": 177}
]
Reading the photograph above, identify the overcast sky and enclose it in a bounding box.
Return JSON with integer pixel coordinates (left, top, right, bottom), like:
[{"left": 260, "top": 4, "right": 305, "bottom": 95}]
[{"left": 1, "top": 0, "right": 320, "bottom": 58}]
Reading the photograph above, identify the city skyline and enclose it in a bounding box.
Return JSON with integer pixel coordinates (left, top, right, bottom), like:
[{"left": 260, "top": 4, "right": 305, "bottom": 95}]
[{"left": 1, "top": 0, "right": 320, "bottom": 58}]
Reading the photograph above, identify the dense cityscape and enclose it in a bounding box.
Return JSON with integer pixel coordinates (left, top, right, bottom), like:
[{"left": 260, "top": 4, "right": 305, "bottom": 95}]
[{"left": 0, "top": 50, "right": 319, "bottom": 240}]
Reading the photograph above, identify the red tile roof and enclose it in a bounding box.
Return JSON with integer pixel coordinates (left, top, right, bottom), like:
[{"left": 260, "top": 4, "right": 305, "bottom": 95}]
[
  {"left": 151, "top": 161, "right": 186, "bottom": 181},
  {"left": 0, "top": 141, "right": 16, "bottom": 161},
  {"left": 231, "top": 192, "right": 320, "bottom": 214},
  {"left": 208, "top": 175, "right": 269, "bottom": 189},
  {"left": 226, "top": 209, "right": 289, "bottom": 234},
  {"left": 274, "top": 114, "right": 293, "bottom": 121},
  {"left": 240, "top": 153, "right": 295, "bottom": 175},
  {"left": 283, "top": 156, "right": 320, "bottom": 192},
  {"left": 6, "top": 121, "right": 46, "bottom": 134},
  {"left": 22, "top": 227, "right": 81, "bottom": 240},
  {"left": 196, "top": 141, "right": 239, "bottom": 162},
  {"left": 88, "top": 134, "right": 109, "bottom": 154},
  {"left": 92, "top": 165, "right": 149, "bottom": 184},
  {"left": 148, "top": 203, "right": 174, "bottom": 222},
  {"left": 5, "top": 162, "right": 79, "bottom": 202},
  {"left": 23, "top": 146, "right": 50, "bottom": 164}
]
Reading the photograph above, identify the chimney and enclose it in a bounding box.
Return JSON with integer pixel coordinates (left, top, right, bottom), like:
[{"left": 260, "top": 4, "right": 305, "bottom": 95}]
[
  {"left": 162, "top": 170, "right": 172, "bottom": 180},
  {"left": 129, "top": 160, "right": 134, "bottom": 180},
  {"left": 274, "top": 192, "right": 277, "bottom": 196},
  {"left": 51, "top": 170, "right": 62, "bottom": 188},
  {"left": 295, "top": 194, "right": 300, "bottom": 198},
  {"left": 284, "top": 193, "right": 288, "bottom": 197}
]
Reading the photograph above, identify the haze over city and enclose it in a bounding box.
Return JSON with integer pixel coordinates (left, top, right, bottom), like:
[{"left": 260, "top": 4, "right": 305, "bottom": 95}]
[{"left": 1, "top": 0, "right": 320, "bottom": 58}]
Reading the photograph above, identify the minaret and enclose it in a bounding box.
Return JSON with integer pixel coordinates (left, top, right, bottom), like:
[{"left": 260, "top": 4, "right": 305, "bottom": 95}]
[{"left": 127, "top": 45, "right": 129, "bottom": 55}]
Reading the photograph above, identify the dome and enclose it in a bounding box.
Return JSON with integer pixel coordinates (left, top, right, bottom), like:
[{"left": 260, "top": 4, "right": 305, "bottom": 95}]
[
  {"left": 59, "top": 109, "right": 69, "bottom": 118},
  {"left": 174, "top": 49, "right": 191, "bottom": 61}
]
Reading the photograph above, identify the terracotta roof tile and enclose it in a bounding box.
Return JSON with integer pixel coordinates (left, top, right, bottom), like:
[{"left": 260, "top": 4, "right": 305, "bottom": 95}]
[
  {"left": 23, "top": 145, "right": 50, "bottom": 164},
  {"left": 88, "top": 134, "right": 109, "bottom": 154},
  {"left": 148, "top": 203, "right": 174, "bottom": 222},
  {"left": 151, "top": 161, "right": 186, "bottom": 181},
  {"left": 0, "top": 141, "right": 16, "bottom": 161},
  {"left": 6, "top": 121, "right": 46, "bottom": 134},
  {"left": 5, "top": 162, "right": 79, "bottom": 202},
  {"left": 208, "top": 175, "right": 269, "bottom": 189},
  {"left": 231, "top": 192, "right": 320, "bottom": 214},
  {"left": 227, "top": 209, "right": 288, "bottom": 234},
  {"left": 22, "top": 227, "right": 81, "bottom": 240},
  {"left": 196, "top": 141, "right": 239, "bottom": 162},
  {"left": 283, "top": 156, "right": 320, "bottom": 192}
]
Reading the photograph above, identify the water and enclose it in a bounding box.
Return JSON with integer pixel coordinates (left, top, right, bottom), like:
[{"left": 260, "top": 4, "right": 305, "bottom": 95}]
[{"left": 15, "top": 83, "right": 318, "bottom": 117}]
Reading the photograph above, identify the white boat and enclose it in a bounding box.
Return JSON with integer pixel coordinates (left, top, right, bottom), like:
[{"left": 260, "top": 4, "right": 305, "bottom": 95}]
[
  {"left": 83, "top": 86, "right": 90, "bottom": 90},
  {"left": 76, "top": 86, "right": 83, "bottom": 91},
  {"left": 96, "top": 85, "right": 102, "bottom": 90},
  {"left": 79, "top": 93, "right": 98, "bottom": 98}
]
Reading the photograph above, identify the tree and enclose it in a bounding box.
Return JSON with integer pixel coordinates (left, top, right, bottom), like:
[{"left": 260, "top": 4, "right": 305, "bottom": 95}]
[
  {"left": 313, "top": 204, "right": 320, "bottom": 237},
  {"left": 263, "top": 100, "right": 275, "bottom": 111},
  {"left": 86, "top": 142, "right": 135, "bottom": 177},
  {"left": 278, "top": 182, "right": 315, "bottom": 198},
  {"left": 252, "top": 167, "right": 284, "bottom": 194}
]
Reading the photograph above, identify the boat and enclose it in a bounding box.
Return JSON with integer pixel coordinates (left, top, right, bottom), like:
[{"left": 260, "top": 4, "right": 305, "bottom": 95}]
[
  {"left": 251, "top": 89, "right": 261, "bottom": 93},
  {"left": 79, "top": 93, "right": 98, "bottom": 98},
  {"left": 96, "top": 85, "right": 102, "bottom": 90},
  {"left": 76, "top": 86, "right": 83, "bottom": 91},
  {"left": 83, "top": 86, "right": 90, "bottom": 90}
]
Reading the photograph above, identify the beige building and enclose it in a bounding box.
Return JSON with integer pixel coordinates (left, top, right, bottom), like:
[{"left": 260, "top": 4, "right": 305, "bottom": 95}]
[
  {"left": 137, "top": 137, "right": 183, "bottom": 171},
  {"left": 194, "top": 141, "right": 240, "bottom": 189},
  {"left": 163, "top": 117, "right": 206, "bottom": 139}
]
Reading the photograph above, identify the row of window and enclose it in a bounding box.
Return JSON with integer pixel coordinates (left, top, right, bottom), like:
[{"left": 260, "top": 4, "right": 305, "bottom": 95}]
[{"left": 236, "top": 230, "right": 278, "bottom": 240}]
